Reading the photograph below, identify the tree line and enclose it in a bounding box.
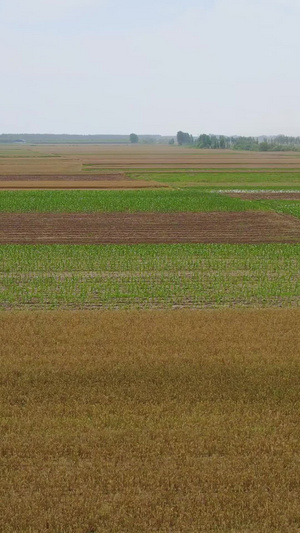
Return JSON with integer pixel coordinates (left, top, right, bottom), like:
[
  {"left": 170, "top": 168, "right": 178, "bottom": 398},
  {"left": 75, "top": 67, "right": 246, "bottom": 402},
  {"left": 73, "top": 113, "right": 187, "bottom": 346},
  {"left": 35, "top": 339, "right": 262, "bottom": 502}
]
[
  {"left": 174, "top": 131, "right": 300, "bottom": 151},
  {"left": 0, "top": 134, "right": 173, "bottom": 145}
]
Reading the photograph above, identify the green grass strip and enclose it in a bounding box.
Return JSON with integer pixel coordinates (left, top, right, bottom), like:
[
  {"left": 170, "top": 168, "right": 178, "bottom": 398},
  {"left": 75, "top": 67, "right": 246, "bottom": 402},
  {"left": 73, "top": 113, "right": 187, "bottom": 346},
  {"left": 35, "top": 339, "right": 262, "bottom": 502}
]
[
  {"left": 255, "top": 200, "right": 300, "bottom": 219},
  {"left": 128, "top": 172, "right": 300, "bottom": 185}
]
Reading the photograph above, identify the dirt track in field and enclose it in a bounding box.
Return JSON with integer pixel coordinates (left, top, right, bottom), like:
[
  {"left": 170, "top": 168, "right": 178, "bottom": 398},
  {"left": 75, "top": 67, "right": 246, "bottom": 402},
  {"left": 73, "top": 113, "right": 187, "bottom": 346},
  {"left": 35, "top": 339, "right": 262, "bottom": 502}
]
[
  {"left": 225, "top": 192, "right": 300, "bottom": 200},
  {"left": 0, "top": 174, "right": 129, "bottom": 181},
  {"left": 0, "top": 212, "right": 299, "bottom": 244},
  {"left": 86, "top": 162, "right": 300, "bottom": 169},
  {"left": 0, "top": 180, "right": 167, "bottom": 190},
  {"left": 0, "top": 174, "right": 168, "bottom": 190}
]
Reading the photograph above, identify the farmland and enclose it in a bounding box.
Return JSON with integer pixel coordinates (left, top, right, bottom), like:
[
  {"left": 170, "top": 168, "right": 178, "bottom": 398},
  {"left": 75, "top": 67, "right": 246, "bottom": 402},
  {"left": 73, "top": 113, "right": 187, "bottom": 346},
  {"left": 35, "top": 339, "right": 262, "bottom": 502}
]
[
  {"left": 225, "top": 191, "right": 300, "bottom": 200},
  {"left": 0, "top": 173, "right": 166, "bottom": 191},
  {"left": 129, "top": 171, "right": 300, "bottom": 187},
  {"left": 2, "top": 143, "right": 300, "bottom": 177},
  {"left": 0, "top": 180, "right": 166, "bottom": 190},
  {"left": 1, "top": 244, "right": 299, "bottom": 309},
  {"left": 1, "top": 212, "right": 299, "bottom": 245},
  {"left": 1, "top": 309, "right": 300, "bottom": 532},
  {"left": 0, "top": 188, "right": 266, "bottom": 212},
  {"left": 0, "top": 144, "right": 299, "bottom": 532}
]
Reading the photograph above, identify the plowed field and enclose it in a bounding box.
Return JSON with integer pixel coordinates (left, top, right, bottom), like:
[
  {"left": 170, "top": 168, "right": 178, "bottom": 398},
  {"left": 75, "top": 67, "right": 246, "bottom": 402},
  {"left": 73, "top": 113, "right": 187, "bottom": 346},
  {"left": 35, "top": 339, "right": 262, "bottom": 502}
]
[
  {"left": 2, "top": 145, "right": 300, "bottom": 175},
  {"left": 85, "top": 160, "right": 300, "bottom": 169},
  {"left": 0, "top": 180, "right": 166, "bottom": 190},
  {"left": 0, "top": 174, "right": 167, "bottom": 190},
  {"left": 1, "top": 212, "right": 299, "bottom": 244},
  {"left": 0, "top": 174, "right": 128, "bottom": 181}
]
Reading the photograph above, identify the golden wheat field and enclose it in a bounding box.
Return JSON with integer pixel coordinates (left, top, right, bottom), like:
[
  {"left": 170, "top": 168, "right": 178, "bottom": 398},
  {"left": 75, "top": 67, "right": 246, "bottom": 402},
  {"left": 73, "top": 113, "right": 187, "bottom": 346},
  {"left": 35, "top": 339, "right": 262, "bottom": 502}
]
[{"left": 1, "top": 309, "right": 300, "bottom": 533}]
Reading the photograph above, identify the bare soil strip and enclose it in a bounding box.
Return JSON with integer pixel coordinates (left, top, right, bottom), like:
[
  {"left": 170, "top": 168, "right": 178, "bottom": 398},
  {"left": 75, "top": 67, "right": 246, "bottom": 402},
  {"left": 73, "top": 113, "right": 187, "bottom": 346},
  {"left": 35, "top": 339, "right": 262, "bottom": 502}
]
[
  {"left": 0, "top": 212, "right": 299, "bottom": 244},
  {"left": 0, "top": 174, "right": 168, "bottom": 190},
  {"left": 0, "top": 180, "right": 167, "bottom": 190},
  {"left": 0, "top": 174, "right": 129, "bottom": 181},
  {"left": 86, "top": 163, "right": 300, "bottom": 169},
  {"left": 225, "top": 192, "right": 300, "bottom": 200}
]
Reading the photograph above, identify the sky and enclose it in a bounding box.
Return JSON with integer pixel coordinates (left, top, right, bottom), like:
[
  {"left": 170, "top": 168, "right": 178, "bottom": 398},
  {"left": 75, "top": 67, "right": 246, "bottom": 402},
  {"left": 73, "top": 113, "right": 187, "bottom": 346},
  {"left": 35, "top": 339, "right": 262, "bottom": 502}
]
[{"left": 1, "top": 0, "right": 300, "bottom": 136}]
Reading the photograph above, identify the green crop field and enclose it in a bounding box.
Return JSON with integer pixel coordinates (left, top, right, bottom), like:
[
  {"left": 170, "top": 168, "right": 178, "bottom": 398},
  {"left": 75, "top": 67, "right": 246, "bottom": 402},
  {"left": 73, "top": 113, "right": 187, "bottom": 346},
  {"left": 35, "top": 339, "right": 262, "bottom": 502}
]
[
  {"left": 0, "top": 189, "right": 268, "bottom": 213},
  {"left": 1, "top": 244, "right": 299, "bottom": 309},
  {"left": 256, "top": 199, "right": 300, "bottom": 219},
  {"left": 1, "top": 189, "right": 299, "bottom": 218},
  {"left": 129, "top": 171, "right": 300, "bottom": 186}
]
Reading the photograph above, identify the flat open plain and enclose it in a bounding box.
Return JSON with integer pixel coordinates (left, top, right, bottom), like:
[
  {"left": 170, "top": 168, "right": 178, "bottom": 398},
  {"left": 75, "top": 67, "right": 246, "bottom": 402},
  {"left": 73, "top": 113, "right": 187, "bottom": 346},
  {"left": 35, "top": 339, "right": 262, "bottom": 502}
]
[
  {"left": 1, "top": 144, "right": 300, "bottom": 533},
  {"left": 1, "top": 211, "right": 299, "bottom": 244}
]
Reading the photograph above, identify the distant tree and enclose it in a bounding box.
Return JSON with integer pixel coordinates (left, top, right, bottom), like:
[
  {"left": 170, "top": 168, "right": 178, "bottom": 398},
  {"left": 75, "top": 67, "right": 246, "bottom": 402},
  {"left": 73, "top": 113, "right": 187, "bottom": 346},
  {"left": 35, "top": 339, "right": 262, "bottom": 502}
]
[
  {"left": 219, "top": 136, "right": 226, "bottom": 149},
  {"left": 142, "top": 138, "right": 156, "bottom": 144},
  {"left": 232, "top": 136, "right": 259, "bottom": 151},
  {"left": 197, "top": 134, "right": 212, "bottom": 148},
  {"left": 210, "top": 135, "right": 219, "bottom": 149},
  {"left": 259, "top": 141, "right": 269, "bottom": 151},
  {"left": 177, "top": 131, "right": 184, "bottom": 145},
  {"left": 169, "top": 138, "right": 175, "bottom": 145},
  {"left": 177, "top": 131, "right": 193, "bottom": 145},
  {"left": 192, "top": 132, "right": 300, "bottom": 152},
  {"left": 129, "top": 133, "right": 139, "bottom": 144}
]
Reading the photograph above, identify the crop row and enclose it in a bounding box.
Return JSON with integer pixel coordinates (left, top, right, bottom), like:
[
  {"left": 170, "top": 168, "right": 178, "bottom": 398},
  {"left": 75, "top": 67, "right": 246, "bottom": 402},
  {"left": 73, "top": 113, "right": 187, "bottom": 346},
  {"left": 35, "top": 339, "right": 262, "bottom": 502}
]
[{"left": 1, "top": 244, "right": 299, "bottom": 309}]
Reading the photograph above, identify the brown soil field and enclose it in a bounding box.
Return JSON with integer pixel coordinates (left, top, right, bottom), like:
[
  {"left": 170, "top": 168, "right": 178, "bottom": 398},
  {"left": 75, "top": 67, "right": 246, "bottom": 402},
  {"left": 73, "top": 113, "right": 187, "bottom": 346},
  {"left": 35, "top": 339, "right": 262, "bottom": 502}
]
[
  {"left": 84, "top": 162, "right": 300, "bottom": 169},
  {"left": 0, "top": 173, "right": 129, "bottom": 181},
  {"left": 225, "top": 192, "right": 300, "bottom": 200},
  {"left": 0, "top": 180, "right": 166, "bottom": 190},
  {"left": 1, "top": 145, "right": 300, "bottom": 174},
  {"left": 0, "top": 211, "right": 299, "bottom": 244},
  {"left": 84, "top": 159, "right": 300, "bottom": 169},
  {"left": 0, "top": 173, "right": 168, "bottom": 190},
  {"left": 1, "top": 309, "right": 300, "bottom": 532}
]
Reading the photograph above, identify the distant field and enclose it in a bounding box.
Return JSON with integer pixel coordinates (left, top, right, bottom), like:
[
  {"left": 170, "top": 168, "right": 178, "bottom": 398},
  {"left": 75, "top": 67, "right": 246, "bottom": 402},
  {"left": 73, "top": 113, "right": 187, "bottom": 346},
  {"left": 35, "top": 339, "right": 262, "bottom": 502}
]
[
  {"left": 1, "top": 309, "right": 300, "bottom": 532},
  {"left": 1, "top": 244, "right": 299, "bottom": 309},
  {"left": 1, "top": 144, "right": 300, "bottom": 176},
  {"left": 0, "top": 173, "right": 169, "bottom": 191},
  {"left": 129, "top": 171, "right": 300, "bottom": 187}
]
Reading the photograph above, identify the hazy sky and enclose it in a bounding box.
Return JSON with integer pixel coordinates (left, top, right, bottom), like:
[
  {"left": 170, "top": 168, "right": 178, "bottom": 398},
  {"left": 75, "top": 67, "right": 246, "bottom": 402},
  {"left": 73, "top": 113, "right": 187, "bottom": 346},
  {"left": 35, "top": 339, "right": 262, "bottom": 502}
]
[{"left": 1, "top": 0, "right": 300, "bottom": 136}]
